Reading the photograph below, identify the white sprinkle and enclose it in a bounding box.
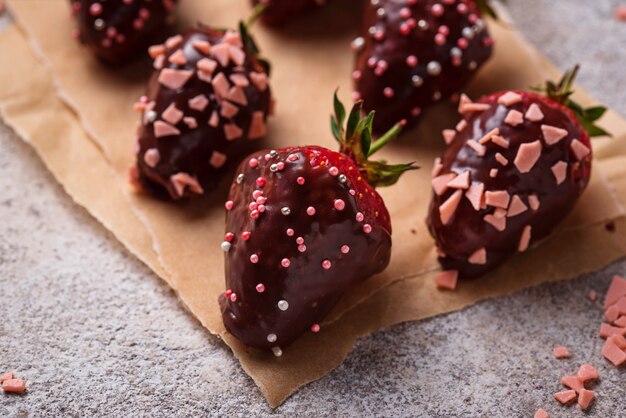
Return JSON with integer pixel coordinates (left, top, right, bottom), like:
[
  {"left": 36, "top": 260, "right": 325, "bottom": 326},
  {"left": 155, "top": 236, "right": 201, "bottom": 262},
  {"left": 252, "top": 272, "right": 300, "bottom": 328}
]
[
  {"left": 220, "top": 241, "right": 231, "bottom": 252},
  {"left": 272, "top": 346, "right": 282, "bottom": 357},
  {"left": 277, "top": 300, "right": 289, "bottom": 311},
  {"left": 267, "top": 333, "right": 277, "bottom": 343}
]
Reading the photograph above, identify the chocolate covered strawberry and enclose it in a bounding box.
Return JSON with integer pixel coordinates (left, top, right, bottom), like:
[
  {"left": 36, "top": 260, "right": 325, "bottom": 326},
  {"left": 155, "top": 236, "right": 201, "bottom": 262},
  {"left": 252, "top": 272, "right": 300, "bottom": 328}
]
[
  {"left": 70, "top": 0, "right": 177, "bottom": 65},
  {"left": 250, "top": 0, "right": 329, "bottom": 26},
  {"left": 219, "top": 94, "right": 415, "bottom": 353},
  {"left": 352, "top": 0, "right": 495, "bottom": 133},
  {"left": 132, "top": 23, "right": 272, "bottom": 200},
  {"left": 427, "top": 66, "right": 609, "bottom": 278}
]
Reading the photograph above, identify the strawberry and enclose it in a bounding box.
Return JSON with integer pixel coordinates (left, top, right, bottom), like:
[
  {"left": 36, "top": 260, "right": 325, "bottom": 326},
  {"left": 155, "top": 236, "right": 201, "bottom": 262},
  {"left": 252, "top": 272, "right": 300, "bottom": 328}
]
[
  {"left": 352, "top": 0, "right": 495, "bottom": 133},
  {"left": 219, "top": 93, "right": 415, "bottom": 353},
  {"left": 132, "top": 23, "right": 273, "bottom": 200},
  {"left": 70, "top": 0, "right": 177, "bottom": 65},
  {"left": 250, "top": 0, "right": 330, "bottom": 26},
  {"left": 427, "top": 66, "right": 609, "bottom": 278}
]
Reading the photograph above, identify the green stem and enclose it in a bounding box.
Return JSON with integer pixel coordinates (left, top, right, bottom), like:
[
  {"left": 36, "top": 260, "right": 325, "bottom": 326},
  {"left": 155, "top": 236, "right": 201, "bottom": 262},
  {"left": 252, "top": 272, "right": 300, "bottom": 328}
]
[
  {"left": 247, "top": 3, "right": 267, "bottom": 27},
  {"left": 367, "top": 122, "right": 403, "bottom": 157}
]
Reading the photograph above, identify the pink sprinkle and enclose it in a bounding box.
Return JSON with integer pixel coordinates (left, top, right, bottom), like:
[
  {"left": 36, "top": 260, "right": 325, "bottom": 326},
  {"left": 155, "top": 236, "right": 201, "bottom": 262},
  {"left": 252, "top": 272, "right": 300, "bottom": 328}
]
[
  {"left": 615, "top": 5, "right": 626, "bottom": 21},
  {"left": 297, "top": 177, "right": 305, "bottom": 185},
  {"left": 277, "top": 162, "right": 285, "bottom": 170},
  {"left": 256, "top": 177, "right": 266, "bottom": 187},
  {"left": 250, "top": 72, "right": 268, "bottom": 92},
  {"left": 168, "top": 49, "right": 187, "bottom": 65},
  {"left": 256, "top": 283, "right": 265, "bottom": 293},
  {"left": 439, "top": 190, "right": 463, "bottom": 225},
  {"left": 225, "top": 200, "right": 234, "bottom": 210},
  {"left": 495, "top": 153, "right": 509, "bottom": 166},
  {"left": 406, "top": 55, "right": 418, "bottom": 67},
  {"left": 298, "top": 245, "right": 307, "bottom": 253},
  {"left": 400, "top": 7, "right": 411, "bottom": 18},
  {"left": 188, "top": 94, "right": 209, "bottom": 111},
  {"left": 467, "top": 140, "right": 486, "bottom": 157},
  {"left": 436, "top": 270, "right": 458, "bottom": 290},
  {"left": 252, "top": 190, "right": 263, "bottom": 199},
  {"left": 230, "top": 293, "right": 237, "bottom": 302},
  {"left": 296, "top": 237, "right": 304, "bottom": 245},
  {"left": 588, "top": 290, "right": 597, "bottom": 301},
  {"left": 465, "top": 182, "right": 484, "bottom": 211},
  {"left": 249, "top": 202, "right": 258, "bottom": 211},
  {"left": 322, "top": 259, "right": 332, "bottom": 269},
  {"left": 383, "top": 87, "right": 394, "bottom": 98},
  {"left": 434, "top": 33, "right": 446, "bottom": 45},
  {"left": 89, "top": 2, "right": 103, "bottom": 16},
  {"left": 442, "top": 129, "right": 456, "bottom": 144},
  {"left": 334, "top": 199, "right": 346, "bottom": 211},
  {"left": 352, "top": 70, "right": 362, "bottom": 80},
  {"left": 139, "top": 8, "right": 150, "bottom": 19},
  {"left": 224, "top": 124, "right": 243, "bottom": 141},
  {"left": 250, "top": 254, "right": 259, "bottom": 263},
  {"left": 311, "top": 324, "right": 321, "bottom": 333},
  {"left": 457, "top": 38, "right": 468, "bottom": 49},
  {"left": 431, "top": 3, "right": 444, "bottom": 16},
  {"left": 249, "top": 158, "right": 259, "bottom": 168},
  {"left": 288, "top": 154, "right": 299, "bottom": 162},
  {"left": 197, "top": 58, "right": 218, "bottom": 74},
  {"left": 286, "top": 228, "right": 294, "bottom": 236},
  {"left": 329, "top": 166, "right": 339, "bottom": 176},
  {"left": 552, "top": 346, "right": 571, "bottom": 359},
  {"left": 144, "top": 148, "right": 160, "bottom": 168},
  {"left": 363, "top": 224, "right": 372, "bottom": 233},
  {"left": 224, "top": 232, "right": 234, "bottom": 242},
  {"left": 307, "top": 206, "right": 316, "bottom": 216},
  {"left": 281, "top": 258, "right": 291, "bottom": 268},
  {"left": 250, "top": 210, "right": 259, "bottom": 219},
  {"left": 507, "top": 195, "right": 528, "bottom": 217},
  {"left": 183, "top": 116, "right": 197, "bottom": 128},
  {"left": 356, "top": 212, "right": 364, "bottom": 222},
  {"left": 209, "top": 151, "right": 227, "bottom": 168},
  {"left": 341, "top": 245, "right": 350, "bottom": 254},
  {"left": 225, "top": 289, "right": 232, "bottom": 299},
  {"left": 242, "top": 231, "right": 251, "bottom": 240}
]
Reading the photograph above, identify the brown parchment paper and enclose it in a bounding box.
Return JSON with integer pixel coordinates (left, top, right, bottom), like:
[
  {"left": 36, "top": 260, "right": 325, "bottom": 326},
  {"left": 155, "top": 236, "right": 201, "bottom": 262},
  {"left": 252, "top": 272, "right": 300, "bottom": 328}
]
[{"left": 2, "top": 0, "right": 626, "bottom": 407}]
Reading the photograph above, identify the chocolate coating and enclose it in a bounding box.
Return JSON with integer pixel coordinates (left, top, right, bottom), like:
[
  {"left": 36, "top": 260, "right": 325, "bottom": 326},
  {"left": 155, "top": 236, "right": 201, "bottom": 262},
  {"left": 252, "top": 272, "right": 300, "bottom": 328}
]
[
  {"left": 70, "top": 0, "right": 177, "bottom": 65},
  {"left": 354, "top": 0, "right": 493, "bottom": 132},
  {"left": 220, "top": 146, "right": 391, "bottom": 350},
  {"left": 251, "top": 0, "right": 329, "bottom": 26},
  {"left": 134, "top": 27, "right": 272, "bottom": 200},
  {"left": 427, "top": 91, "right": 592, "bottom": 278}
]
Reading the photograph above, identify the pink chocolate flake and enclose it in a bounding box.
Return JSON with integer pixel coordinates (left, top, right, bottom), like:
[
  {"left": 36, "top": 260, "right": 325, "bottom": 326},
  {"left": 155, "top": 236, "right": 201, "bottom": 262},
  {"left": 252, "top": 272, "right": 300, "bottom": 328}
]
[
  {"left": 551, "top": 161, "right": 568, "bottom": 185},
  {"left": 209, "top": 151, "right": 227, "bottom": 168},
  {"left": 497, "top": 91, "right": 523, "bottom": 106},
  {"left": 161, "top": 103, "right": 183, "bottom": 125},
  {"left": 525, "top": 103, "right": 544, "bottom": 122},
  {"left": 439, "top": 190, "right": 463, "bottom": 225},
  {"left": 514, "top": 140, "right": 542, "bottom": 173},
  {"left": 518, "top": 225, "right": 532, "bottom": 252},
  {"left": 468, "top": 247, "right": 487, "bottom": 265},
  {"left": 570, "top": 139, "right": 591, "bottom": 160},
  {"left": 541, "top": 124, "right": 568, "bottom": 145},
  {"left": 158, "top": 68, "right": 193, "bottom": 90},
  {"left": 153, "top": 121, "right": 180, "bottom": 138}
]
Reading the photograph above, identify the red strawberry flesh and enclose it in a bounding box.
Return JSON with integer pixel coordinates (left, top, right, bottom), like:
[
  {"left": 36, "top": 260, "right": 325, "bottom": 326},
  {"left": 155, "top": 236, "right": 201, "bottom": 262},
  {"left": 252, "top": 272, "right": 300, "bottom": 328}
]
[
  {"left": 427, "top": 90, "right": 592, "bottom": 278},
  {"left": 353, "top": 0, "right": 493, "bottom": 132}
]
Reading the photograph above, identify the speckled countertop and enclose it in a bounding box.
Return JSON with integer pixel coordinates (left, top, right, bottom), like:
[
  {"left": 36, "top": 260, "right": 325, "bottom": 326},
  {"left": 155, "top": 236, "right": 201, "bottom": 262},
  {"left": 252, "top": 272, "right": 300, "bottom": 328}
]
[{"left": 1, "top": 1, "right": 625, "bottom": 416}]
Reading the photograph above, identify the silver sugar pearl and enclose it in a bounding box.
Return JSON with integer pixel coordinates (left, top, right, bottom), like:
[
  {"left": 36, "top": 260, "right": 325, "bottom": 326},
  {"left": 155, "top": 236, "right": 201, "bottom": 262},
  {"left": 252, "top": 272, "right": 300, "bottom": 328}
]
[
  {"left": 272, "top": 346, "right": 283, "bottom": 357},
  {"left": 412, "top": 75, "right": 424, "bottom": 87},
  {"left": 269, "top": 150, "right": 278, "bottom": 158},
  {"left": 474, "top": 19, "right": 485, "bottom": 31},
  {"left": 236, "top": 173, "right": 244, "bottom": 184},
  {"left": 462, "top": 27, "right": 475, "bottom": 39},
  {"left": 277, "top": 300, "right": 289, "bottom": 311},
  {"left": 94, "top": 19, "right": 105, "bottom": 31},
  {"left": 281, "top": 207, "right": 291, "bottom": 216},
  {"left": 267, "top": 333, "right": 277, "bottom": 343},
  {"left": 418, "top": 19, "right": 429, "bottom": 31},
  {"left": 432, "top": 91, "right": 442, "bottom": 101},
  {"left": 427, "top": 61, "right": 442, "bottom": 76},
  {"left": 146, "top": 110, "right": 157, "bottom": 123},
  {"left": 270, "top": 163, "right": 278, "bottom": 172},
  {"left": 220, "top": 241, "right": 232, "bottom": 252},
  {"left": 370, "top": 0, "right": 380, "bottom": 5},
  {"left": 450, "top": 47, "right": 462, "bottom": 58},
  {"left": 351, "top": 37, "right": 365, "bottom": 51},
  {"left": 338, "top": 174, "right": 347, "bottom": 183},
  {"left": 368, "top": 26, "right": 377, "bottom": 36},
  {"left": 376, "top": 8, "right": 386, "bottom": 18}
]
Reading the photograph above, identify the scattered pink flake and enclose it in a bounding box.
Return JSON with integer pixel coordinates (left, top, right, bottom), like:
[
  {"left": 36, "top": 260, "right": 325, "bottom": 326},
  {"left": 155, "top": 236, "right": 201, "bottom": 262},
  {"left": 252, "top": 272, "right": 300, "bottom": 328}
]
[
  {"left": 341, "top": 245, "right": 350, "bottom": 254},
  {"left": 615, "top": 4, "right": 626, "bottom": 21},
  {"left": 144, "top": 148, "right": 160, "bottom": 168},
  {"left": 211, "top": 72, "right": 230, "bottom": 99},
  {"left": 170, "top": 172, "right": 204, "bottom": 196},
  {"left": 606, "top": 304, "right": 620, "bottom": 323},
  {"left": 461, "top": 102, "right": 491, "bottom": 113},
  {"left": 193, "top": 40, "right": 211, "bottom": 54},
  {"left": 322, "top": 259, "right": 332, "bottom": 269},
  {"left": 468, "top": 248, "right": 487, "bottom": 265},
  {"left": 188, "top": 94, "right": 209, "bottom": 111},
  {"left": 224, "top": 124, "right": 243, "bottom": 141},
  {"left": 442, "top": 129, "right": 456, "bottom": 144},
  {"left": 439, "top": 190, "right": 463, "bottom": 225},
  {"left": 604, "top": 275, "right": 626, "bottom": 309},
  {"left": 281, "top": 258, "right": 291, "bottom": 268},
  {"left": 208, "top": 111, "right": 219, "bottom": 128},
  {"left": 432, "top": 173, "right": 456, "bottom": 195},
  {"left": 148, "top": 44, "right": 166, "bottom": 59},
  {"left": 484, "top": 213, "right": 506, "bottom": 231},
  {"left": 577, "top": 388, "right": 595, "bottom": 411},
  {"left": 220, "top": 101, "right": 239, "bottom": 119},
  {"left": 435, "top": 270, "right": 458, "bottom": 290},
  {"left": 447, "top": 171, "right": 470, "bottom": 189},
  {"left": 248, "top": 112, "right": 267, "bottom": 139},
  {"left": 458, "top": 93, "right": 472, "bottom": 113},
  {"left": 497, "top": 91, "right": 523, "bottom": 106},
  {"left": 485, "top": 190, "right": 510, "bottom": 208},
  {"left": 599, "top": 323, "right": 625, "bottom": 339},
  {"left": 161, "top": 103, "right": 184, "bottom": 125},
  {"left": 534, "top": 408, "right": 549, "bottom": 418},
  {"left": 307, "top": 206, "right": 316, "bottom": 216},
  {"left": 561, "top": 376, "right": 584, "bottom": 393},
  {"left": 467, "top": 140, "right": 486, "bottom": 156},
  {"left": 363, "top": 224, "right": 372, "bottom": 233},
  {"left": 158, "top": 68, "right": 193, "bottom": 90},
  {"left": 554, "top": 389, "right": 577, "bottom": 404},
  {"left": 489, "top": 168, "right": 498, "bottom": 178},
  {"left": 456, "top": 119, "right": 468, "bottom": 132},
  {"left": 224, "top": 200, "right": 234, "bottom": 210},
  {"left": 230, "top": 74, "right": 250, "bottom": 88},
  {"left": 528, "top": 194, "right": 540, "bottom": 210},
  {"left": 504, "top": 109, "right": 524, "bottom": 126},
  {"left": 553, "top": 346, "right": 571, "bottom": 359},
  {"left": 229, "top": 46, "right": 246, "bottom": 66},
  {"left": 465, "top": 182, "right": 484, "bottom": 211},
  {"left": 0, "top": 372, "right": 14, "bottom": 383},
  {"left": 211, "top": 42, "right": 231, "bottom": 67},
  {"left": 588, "top": 290, "right": 597, "bottom": 301},
  {"left": 168, "top": 49, "right": 187, "bottom": 65},
  {"left": 507, "top": 195, "right": 528, "bottom": 217},
  {"left": 478, "top": 128, "right": 500, "bottom": 145},
  {"left": 165, "top": 34, "right": 183, "bottom": 50},
  {"left": 432, "top": 158, "right": 443, "bottom": 177},
  {"left": 570, "top": 139, "right": 591, "bottom": 160},
  {"left": 311, "top": 324, "right": 321, "bottom": 333},
  {"left": 227, "top": 86, "right": 248, "bottom": 106},
  {"left": 514, "top": 140, "right": 542, "bottom": 173},
  {"left": 197, "top": 70, "right": 212, "bottom": 84},
  {"left": 223, "top": 31, "right": 242, "bottom": 47},
  {"left": 550, "top": 161, "right": 568, "bottom": 185},
  {"left": 250, "top": 72, "right": 268, "bottom": 91},
  {"left": 611, "top": 334, "right": 626, "bottom": 349},
  {"left": 518, "top": 225, "right": 532, "bottom": 252},
  {"left": 525, "top": 103, "right": 545, "bottom": 122},
  {"left": 256, "top": 283, "right": 265, "bottom": 293},
  {"left": 615, "top": 316, "right": 626, "bottom": 327},
  {"left": 541, "top": 125, "right": 568, "bottom": 145},
  {"left": 2, "top": 378, "right": 26, "bottom": 394},
  {"left": 209, "top": 151, "right": 227, "bottom": 168},
  {"left": 153, "top": 121, "right": 180, "bottom": 138},
  {"left": 577, "top": 364, "right": 599, "bottom": 382},
  {"left": 250, "top": 254, "right": 259, "bottom": 264},
  {"left": 491, "top": 135, "right": 510, "bottom": 148},
  {"left": 334, "top": 199, "right": 346, "bottom": 211},
  {"left": 197, "top": 57, "right": 218, "bottom": 74}
]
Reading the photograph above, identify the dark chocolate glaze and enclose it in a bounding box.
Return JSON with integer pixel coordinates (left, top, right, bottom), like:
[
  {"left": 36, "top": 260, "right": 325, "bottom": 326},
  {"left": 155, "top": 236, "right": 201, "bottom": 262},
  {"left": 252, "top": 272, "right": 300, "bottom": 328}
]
[
  {"left": 251, "top": 0, "right": 329, "bottom": 26},
  {"left": 70, "top": 0, "right": 177, "bottom": 65},
  {"left": 427, "top": 91, "right": 592, "bottom": 278},
  {"left": 354, "top": 0, "right": 493, "bottom": 133},
  {"left": 134, "top": 27, "right": 272, "bottom": 200},
  {"left": 220, "top": 146, "right": 392, "bottom": 351}
]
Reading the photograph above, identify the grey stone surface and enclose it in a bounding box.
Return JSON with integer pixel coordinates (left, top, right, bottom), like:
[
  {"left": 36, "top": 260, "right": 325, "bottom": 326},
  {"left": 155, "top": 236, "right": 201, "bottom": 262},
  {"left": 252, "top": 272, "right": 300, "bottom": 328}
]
[{"left": 1, "top": 1, "right": 625, "bottom": 417}]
